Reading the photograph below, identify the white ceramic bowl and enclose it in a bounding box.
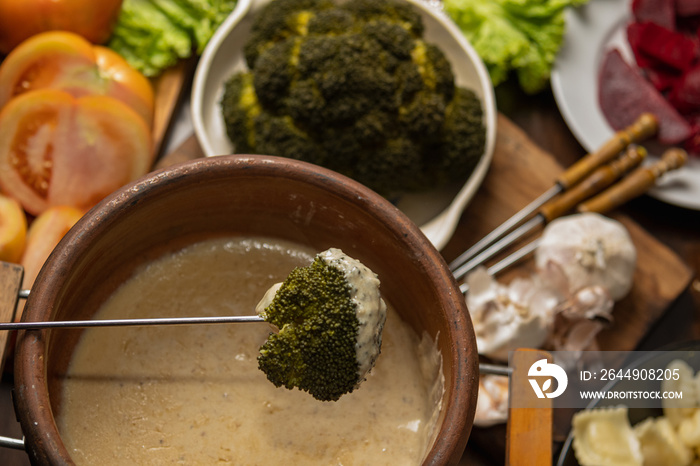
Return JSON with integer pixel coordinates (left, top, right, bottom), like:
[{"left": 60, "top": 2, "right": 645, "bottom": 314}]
[{"left": 191, "top": 0, "right": 497, "bottom": 250}]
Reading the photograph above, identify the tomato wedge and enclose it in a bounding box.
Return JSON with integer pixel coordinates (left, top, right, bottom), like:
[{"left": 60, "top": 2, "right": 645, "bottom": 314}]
[
  {"left": 0, "top": 89, "right": 152, "bottom": 216},
  {"left": 20, "top": 205, "right": 83, "bottom": 290},
  {"left": 0, "top": 193, "right": 27, "bottom": 263},
  {"left": 0, "top": 31, "right": 154, "bottom": 125},
  {"left": 93, "top": 46, "right": 155, "bottom": 125}
]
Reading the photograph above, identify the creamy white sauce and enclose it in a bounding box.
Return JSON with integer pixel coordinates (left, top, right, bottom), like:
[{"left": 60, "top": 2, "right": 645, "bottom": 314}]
[
  {"left": 318, "top": 248, "right": 387, "bottom": 382},
  {"left": 254, "top": 282, "right": 282, "bottom": 315},
  {"left": 56, "top": 237, "right": 442, "bottom": 465}
]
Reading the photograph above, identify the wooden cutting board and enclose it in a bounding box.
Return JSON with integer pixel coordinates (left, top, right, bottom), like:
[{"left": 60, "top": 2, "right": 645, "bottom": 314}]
[
  {"left": 158, "top": 113, "right": 694, "bottom": 352},
  {"left": 150, "top": 58, "right": 198, "bottom": 160}
]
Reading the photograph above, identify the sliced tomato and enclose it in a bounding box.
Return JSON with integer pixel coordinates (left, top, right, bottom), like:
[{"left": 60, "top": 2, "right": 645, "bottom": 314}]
[
  {"left": 0, "top": 0, "right": 123, "bottom": 55},
  {"left": 0, "top": 31, "right": 154, "bottom": 125},
  {"left": 0, "top": 89, "right": 153, "bottom": 216},
  {"left": 0, "top": 192, "right": 27, "bottom": 263},
  {"left": 20, "top": 205, "right": 83, "bottom": 290},
  {"left": 93, "top": 46, "right": 155, "bottom": 125},
  {"left": 0, "top": 31, "right": 95, "bottom": 106}
]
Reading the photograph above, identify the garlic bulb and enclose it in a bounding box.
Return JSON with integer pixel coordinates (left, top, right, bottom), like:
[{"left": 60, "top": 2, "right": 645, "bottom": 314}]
[{"left": 535, "top": 213, "right": 636, "bottom": 301}]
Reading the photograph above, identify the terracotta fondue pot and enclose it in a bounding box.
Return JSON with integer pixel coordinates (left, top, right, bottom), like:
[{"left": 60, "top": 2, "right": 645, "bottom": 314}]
[{"left": 12, "top": 155, "right": 479, "bottom": 465}]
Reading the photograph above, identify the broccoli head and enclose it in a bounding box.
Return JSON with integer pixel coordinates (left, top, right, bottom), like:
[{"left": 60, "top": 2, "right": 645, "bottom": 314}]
[
  {"left": 221, "top": 72, "right": 260, "bottom": 152},
  {"left": 243, "top": 0, "right": 335, "bottom": 67},
  {"left": 222, "top": 0, "right": 486, "bottom": 196},
  {"left": 256, "top": 248, "right": 387, "bottom": 402}
]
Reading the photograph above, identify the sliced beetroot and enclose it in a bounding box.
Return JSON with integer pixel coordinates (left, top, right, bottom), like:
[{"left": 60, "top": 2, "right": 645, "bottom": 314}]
[
  {"left": 629, "top": 21, "right": 698, "bottom": 71},
  {"left": 691, "top": 24, "right": 700, "bottom": 51},
  {"left": 645, "top": 66, "right": 682, "bottom": 92},
  {"left": 682, "top": 116, "right": 700, "bottom": 155},
  {"left": 676, "top": 15, "right": 700, "bottom": 34},
  {"left": 669, "top": 63, "right": 700, "bottom": 112},
  {"left": 632, "top": 0, "right": 676, "bottom": 29},
  {"left": 599, "top": 48, "right": 692, "bottom": 144},
  {"left": 685, "top": 134, "right": 700, "bottom": 154},
  {"left": 676, "top": 0, "right": 700, "bottom": 17},
  {"left": 627, "top": 22, "right": 664, "bottom": 69}
]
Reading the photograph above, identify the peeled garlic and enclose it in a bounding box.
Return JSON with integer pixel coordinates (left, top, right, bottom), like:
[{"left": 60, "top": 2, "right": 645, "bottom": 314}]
[
  {"left": 549, "top": 285, "right": 614, "bottom": 353},
  {"left": 474, "top": 375, "right": 509, "bottom": 427},
  {"left": 465, "top": 267, "right": 561, "bottom": 361},
  {"left": 535, "top": 213, "right": 636, "bottom": 301}
]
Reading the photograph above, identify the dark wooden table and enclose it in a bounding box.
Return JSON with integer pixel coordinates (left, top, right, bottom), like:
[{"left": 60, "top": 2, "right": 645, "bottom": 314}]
[{"left": 0, "top": 80, "right": 698, "bottom": 465}]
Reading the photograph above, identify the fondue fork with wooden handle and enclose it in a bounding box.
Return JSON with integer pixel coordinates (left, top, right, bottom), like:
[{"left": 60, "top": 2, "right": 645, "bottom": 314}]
[
  {"left": 457, "top": 147, "right": 688, "bottom": 294},
  {"left": 451, "top": 144, "right": 648, "bottom": 281},
  {"left": 449, "top": 113, "right": 659, "bottom": 275}
]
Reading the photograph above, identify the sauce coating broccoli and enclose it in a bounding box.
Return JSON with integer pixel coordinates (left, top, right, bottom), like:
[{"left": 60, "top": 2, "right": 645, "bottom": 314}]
[
  {"left": 221, "top": 0, "right": 486, "bottom": 196},
  {"left": 256, "top": 248, "right": 387, "bottom": 401}
]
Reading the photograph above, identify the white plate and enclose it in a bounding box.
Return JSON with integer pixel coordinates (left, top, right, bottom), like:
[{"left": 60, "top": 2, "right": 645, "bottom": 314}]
[
  {"left": 551, "top": 0, "right": 700, "bottom": 210},
  {"left": 191, "top": 0, "right": 497, "bottom": 250}
]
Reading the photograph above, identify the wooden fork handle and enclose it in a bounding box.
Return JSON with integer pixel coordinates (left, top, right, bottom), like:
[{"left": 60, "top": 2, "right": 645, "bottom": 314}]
[
  {"left": 578, "top": 147, "right": 688, "bottom": 214},
  {"left": 506, "top": 349, "right": 553, "bottom": 465},
  {"left": 557, "top": 113, "right": 658, "bottom": 189},
  {"left": 540, "top": 145, "right": 647, "bottom": 222}
]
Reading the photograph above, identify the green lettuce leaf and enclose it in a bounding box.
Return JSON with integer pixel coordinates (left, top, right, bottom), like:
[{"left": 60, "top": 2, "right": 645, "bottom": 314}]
[
  {"left": 444, "top": 0, "right": 588, "bottom": 94},
  {"left": 108, "top": 0, "right": 237, "bottom": 77}
]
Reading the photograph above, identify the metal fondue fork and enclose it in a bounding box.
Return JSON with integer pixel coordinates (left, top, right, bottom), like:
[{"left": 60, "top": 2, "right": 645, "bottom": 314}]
[{"left": 0, "top": 314, "right": 264, "bottom": 331}]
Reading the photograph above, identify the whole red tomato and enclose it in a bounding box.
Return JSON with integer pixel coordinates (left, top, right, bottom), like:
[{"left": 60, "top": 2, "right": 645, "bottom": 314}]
[{"left": 0, "top": 0, "right": 123, "bottom": 55}]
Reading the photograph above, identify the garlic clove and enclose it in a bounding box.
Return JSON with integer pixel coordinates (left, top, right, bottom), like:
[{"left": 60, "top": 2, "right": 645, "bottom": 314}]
[
  {"left": 466, "top": 267, "right": 558, "bottom": 361},
  {"left": 550, "top": 285, "right": 614, "bottom": 352},
  {"left": 474, "top": 375, "right": 509, "bottom": 427}
]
